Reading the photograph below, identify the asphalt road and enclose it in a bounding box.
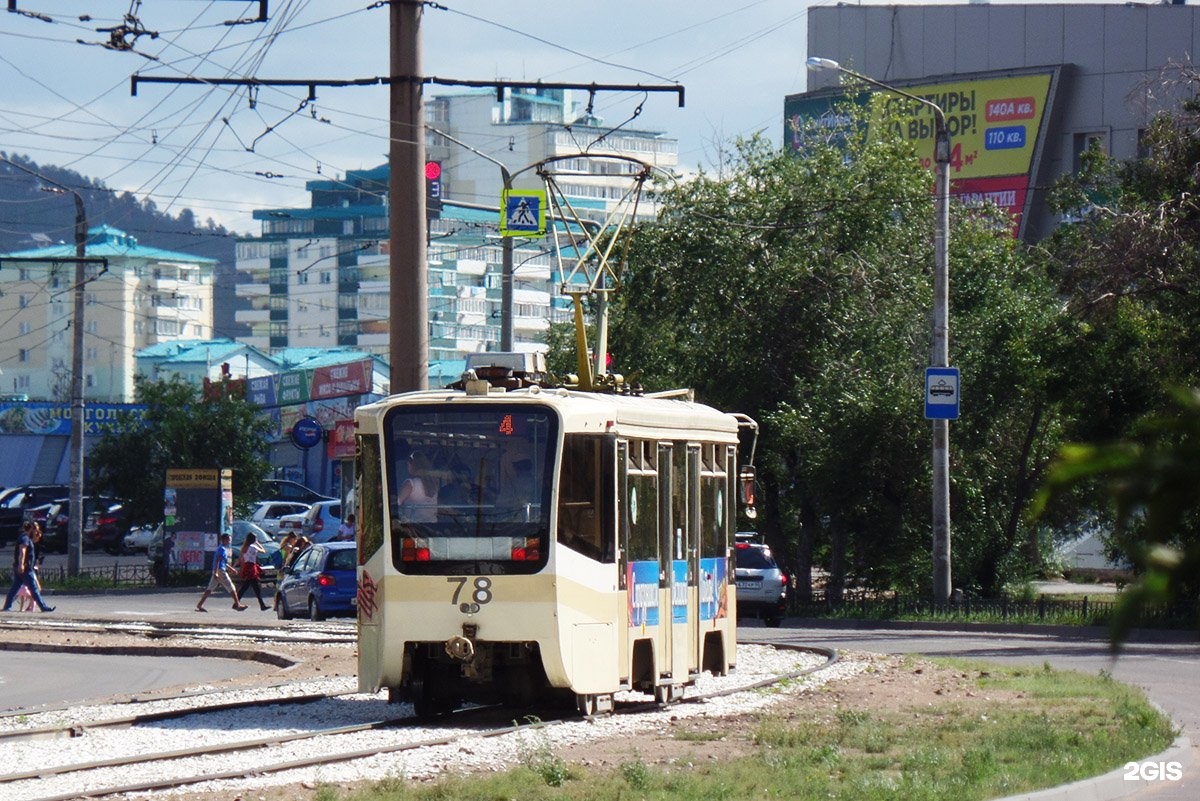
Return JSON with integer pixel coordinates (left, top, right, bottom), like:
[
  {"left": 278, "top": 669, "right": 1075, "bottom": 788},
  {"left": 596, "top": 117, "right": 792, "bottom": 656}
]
[{"left": 744, "top": 621, "right": 1200, "bottom": 801}]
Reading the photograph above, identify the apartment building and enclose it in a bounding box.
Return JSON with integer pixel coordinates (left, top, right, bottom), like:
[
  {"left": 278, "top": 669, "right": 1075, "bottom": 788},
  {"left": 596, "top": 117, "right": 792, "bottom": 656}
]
[{"left": 0, "top": 225, "right": 216, "bottom": 402}]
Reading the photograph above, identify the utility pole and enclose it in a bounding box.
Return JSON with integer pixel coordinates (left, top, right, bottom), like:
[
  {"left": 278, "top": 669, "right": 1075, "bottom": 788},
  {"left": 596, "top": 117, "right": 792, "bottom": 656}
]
[
  {"left": 67, "top": 193, "right": 87, "bottom": 578},
  {"left": 389, "top": 0, "right": 428, "bottom": 391},
  {"left": 807, "top": 58, "right": 954, "bottom": 601},
  {"left": 0, "top": 158, "right": 88, "bottom": 576}
]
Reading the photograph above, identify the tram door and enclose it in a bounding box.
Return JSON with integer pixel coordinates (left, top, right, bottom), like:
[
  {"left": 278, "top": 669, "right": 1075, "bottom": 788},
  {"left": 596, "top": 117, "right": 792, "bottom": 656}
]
[
  {"left": 686, "top": 445, "right": 702, "bottom": 673},
  {"left": 659, "top": 443, "right": 693, "bottom": 684}
]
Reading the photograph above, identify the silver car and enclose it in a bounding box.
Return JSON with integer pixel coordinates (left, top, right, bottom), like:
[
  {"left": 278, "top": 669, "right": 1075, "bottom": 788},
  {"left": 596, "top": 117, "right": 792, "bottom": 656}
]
[{"left": 734, "top": 533, "right": 787, "bottom": 627}]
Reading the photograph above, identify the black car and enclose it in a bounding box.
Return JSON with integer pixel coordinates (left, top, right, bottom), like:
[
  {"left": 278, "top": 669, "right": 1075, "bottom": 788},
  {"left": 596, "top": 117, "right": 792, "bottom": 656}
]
[
  {"left": 26, "top": 495, "right": 119, "bottom": 553},
  {"left": 0, "top": 484, "right": 70, "bottom": 544},
  {"left": 84, "top": 501, "right": 133, "bottom": 554}
]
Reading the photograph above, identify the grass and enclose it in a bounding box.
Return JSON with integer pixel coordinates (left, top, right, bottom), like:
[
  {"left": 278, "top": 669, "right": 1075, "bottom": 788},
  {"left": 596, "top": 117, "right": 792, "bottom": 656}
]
[{"left": 323, "top": 659, "right": 1174, "bottom": 801}]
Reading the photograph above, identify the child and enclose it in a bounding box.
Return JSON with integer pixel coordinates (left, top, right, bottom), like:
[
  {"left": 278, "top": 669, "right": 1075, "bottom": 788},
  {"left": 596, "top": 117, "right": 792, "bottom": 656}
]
[{"left": 15, "top": 582, "right": 34, "bottom": 612}]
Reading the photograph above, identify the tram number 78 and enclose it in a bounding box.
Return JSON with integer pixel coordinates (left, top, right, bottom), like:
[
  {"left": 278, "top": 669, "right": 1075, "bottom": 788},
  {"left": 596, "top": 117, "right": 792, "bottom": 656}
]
[{"left": 447, "top": 576, "right": 494, "bottom": 612}]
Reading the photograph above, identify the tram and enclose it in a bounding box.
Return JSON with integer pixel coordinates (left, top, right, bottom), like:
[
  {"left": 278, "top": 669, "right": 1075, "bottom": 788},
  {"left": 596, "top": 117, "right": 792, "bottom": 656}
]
[{"left": 354, "top": 355, "right": 758, "bottom": 716}]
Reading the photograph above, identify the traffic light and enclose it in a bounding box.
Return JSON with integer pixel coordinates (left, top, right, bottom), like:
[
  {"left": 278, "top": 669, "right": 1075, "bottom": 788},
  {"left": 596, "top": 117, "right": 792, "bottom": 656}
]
[{"left": 425, "top": 160, "right": 442, "bottom": 218}]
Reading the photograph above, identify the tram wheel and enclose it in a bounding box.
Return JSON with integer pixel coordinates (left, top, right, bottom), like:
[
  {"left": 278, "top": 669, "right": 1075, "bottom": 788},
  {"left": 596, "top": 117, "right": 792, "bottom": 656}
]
[{"left": 654, "top": 683, "right": 677, "bottom": 707}]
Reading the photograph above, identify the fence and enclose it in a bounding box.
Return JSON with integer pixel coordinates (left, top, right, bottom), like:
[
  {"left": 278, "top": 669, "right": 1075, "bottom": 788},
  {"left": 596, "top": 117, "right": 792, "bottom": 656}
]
[
  {"left": 28, "top": 563, "right": 158, "bottom": 587},
  {"left": 789, "top": 590, "right": 1198, "bottom": 629}
]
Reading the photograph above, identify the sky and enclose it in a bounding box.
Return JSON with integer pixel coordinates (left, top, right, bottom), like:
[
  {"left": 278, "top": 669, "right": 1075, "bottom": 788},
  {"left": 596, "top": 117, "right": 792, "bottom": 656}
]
[{"left": 0, "top": 0, "right": 820, "bottom": 236}]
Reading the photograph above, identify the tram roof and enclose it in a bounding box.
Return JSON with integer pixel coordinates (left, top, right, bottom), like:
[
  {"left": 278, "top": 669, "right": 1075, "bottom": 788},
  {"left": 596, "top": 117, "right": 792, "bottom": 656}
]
[{"left": 356, "top": 387, "right": 740, "bottom": 440}]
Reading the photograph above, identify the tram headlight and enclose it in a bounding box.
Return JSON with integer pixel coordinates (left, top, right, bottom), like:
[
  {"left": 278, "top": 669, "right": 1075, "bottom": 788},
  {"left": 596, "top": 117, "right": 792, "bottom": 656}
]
[
  {"left": 511, "top": 536, "right": 540, "bottom": 561},
  {"left": 401, "top": 536, "right": 431, "bottom": 561}
]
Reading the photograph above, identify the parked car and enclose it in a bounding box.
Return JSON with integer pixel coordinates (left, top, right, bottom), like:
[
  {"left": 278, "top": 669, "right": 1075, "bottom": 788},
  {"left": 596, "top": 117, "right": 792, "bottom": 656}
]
[
  {"left": 277, "top": 500, "right": 341, "bottom": 543},
  {"left": 84, "top": 502, "right": 134, "bottom": 554},
  {"left": 25, "top": 495, "right": 120, "bottom": 553},
  {"left": 260, "top": 479, "right": 334, "bottom": 504},
  {"left": 274, "top": 541, "right": 357, "bottom": 621},
  {"left": 734, "top": 532, "right": 788, "bottom": 627},
  {"left": 0, "top": 484, "right": 70, "bottom": 544},
  {"left": 122, "top": 523, "right": 158, "bottom": 554},
  {"left": 249, "top": 501, "right": 311, "bottom": 537}
]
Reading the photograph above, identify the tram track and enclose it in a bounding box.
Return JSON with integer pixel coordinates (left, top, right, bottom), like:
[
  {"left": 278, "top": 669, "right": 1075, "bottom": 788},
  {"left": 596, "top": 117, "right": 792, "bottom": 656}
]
[{"left": 3, "top": 643, "right": 843, "bottom": 801}]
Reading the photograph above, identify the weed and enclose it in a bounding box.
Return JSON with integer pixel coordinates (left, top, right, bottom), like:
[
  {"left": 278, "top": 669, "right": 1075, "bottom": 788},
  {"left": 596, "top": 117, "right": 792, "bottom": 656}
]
[{"left": 619, "top": 754, "right": 651, "bottom": 789}]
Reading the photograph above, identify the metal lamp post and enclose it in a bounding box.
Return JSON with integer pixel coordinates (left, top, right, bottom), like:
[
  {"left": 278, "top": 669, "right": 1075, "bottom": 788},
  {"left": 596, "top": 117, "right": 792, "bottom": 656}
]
[{"left": 806, "top": 57, "right": 953, "bottom": 602}]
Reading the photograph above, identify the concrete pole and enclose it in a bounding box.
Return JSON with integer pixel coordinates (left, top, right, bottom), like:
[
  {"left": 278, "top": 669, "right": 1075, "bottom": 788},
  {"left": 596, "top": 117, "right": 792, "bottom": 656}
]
[
  {"left": 388, "top": 0, "right": 428, "bottom": 391},
  {"left": 67, "top": 192, "right": 87, "bottom": 578},
  {"left": 931, "top": 123, "right": 952, "bottom": 603},
  {"left": 806, "top": 58, "right": 953, "bottom": 601}
]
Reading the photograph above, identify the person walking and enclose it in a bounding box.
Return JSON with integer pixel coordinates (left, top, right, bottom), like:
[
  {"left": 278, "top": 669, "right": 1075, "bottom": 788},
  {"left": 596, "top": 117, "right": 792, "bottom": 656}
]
[
  {"left": 195, "top": 533, "right": 246, "bottom": 612},
  {"left": 2, "top": 521, "right": 54, "bottom": 612},
  {"left": 236, "top": 531, "right": 270, "bottom": 611}
]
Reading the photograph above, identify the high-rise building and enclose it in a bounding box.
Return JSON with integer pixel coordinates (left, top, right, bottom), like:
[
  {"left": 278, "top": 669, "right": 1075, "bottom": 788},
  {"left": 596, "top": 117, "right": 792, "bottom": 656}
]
[{"left": 235, "top": 89, "right": 676, "bottom": 366}]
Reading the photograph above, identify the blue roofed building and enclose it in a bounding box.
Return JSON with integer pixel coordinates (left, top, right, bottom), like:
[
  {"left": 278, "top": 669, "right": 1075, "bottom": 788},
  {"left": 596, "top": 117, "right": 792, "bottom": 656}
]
[
  {"left": 136, "top": 338, "right": 278, "bottom": 385},
  {"left": 0, "top": 225, "right": 218, "bottom": 403}
]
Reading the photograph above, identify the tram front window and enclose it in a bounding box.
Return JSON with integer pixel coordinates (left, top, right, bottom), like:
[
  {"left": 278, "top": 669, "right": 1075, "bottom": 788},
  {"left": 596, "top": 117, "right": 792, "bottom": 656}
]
[{"left": 383, "top": 404, "right": 557, "bottom": 575}]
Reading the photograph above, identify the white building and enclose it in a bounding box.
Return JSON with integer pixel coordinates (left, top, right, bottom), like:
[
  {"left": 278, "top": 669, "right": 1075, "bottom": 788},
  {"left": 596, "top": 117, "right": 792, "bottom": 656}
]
[
  {"left": 427, "top": 88, "right": 678, "bottom": 223},
  {"left": 0, "top": 225, "right": 216, "bottom": 402}
]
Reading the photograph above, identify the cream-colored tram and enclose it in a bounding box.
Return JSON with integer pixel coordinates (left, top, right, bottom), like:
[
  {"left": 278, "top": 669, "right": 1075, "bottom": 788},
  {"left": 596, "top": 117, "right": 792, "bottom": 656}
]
[{"left": 354, "top": 363, "right": 758, "bottom": 717}]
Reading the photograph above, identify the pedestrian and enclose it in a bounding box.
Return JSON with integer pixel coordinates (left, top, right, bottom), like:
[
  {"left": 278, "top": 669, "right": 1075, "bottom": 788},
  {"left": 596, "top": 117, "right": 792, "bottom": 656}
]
[
  {"left": 236, "top": 531, "right": 271, "bottom": 611},
  {"left": 288, "top": 536, "right": 311, "bottom": 568},
  {"left": 195, "top": 533, "right": 246, "bottom": 612},
  {"left": 279, "top": 532, "right": 299, "bottom": 566},
  {"left": 335, "top": 512, "right": 356, "bottom": 541},
  {"left": 2, "top": 521, "right": 54, "bottom": 612}
]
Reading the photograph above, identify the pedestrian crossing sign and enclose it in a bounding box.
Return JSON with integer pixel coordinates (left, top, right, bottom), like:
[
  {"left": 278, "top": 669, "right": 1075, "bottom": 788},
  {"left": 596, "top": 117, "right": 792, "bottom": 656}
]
[{"left": 500, "top": 189, "right": 546, "bottom": 237}]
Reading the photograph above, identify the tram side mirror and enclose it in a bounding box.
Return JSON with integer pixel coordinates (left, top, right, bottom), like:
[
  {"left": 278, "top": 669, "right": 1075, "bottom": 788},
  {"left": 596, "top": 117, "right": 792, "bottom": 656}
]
[{"left": 739, "top": 466, "right": 758, "bottom": 519}]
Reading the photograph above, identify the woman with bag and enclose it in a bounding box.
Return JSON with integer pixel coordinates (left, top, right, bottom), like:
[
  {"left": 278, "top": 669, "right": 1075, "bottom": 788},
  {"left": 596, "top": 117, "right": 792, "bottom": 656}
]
[{"left": 236, "top": 531, "right": 270, "bottom": 611}]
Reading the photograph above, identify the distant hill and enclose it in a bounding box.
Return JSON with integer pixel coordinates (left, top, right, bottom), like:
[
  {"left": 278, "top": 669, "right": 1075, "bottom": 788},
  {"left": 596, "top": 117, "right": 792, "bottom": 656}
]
[{"left": 0, "top": 152, "right": 247, "bottom": 339}]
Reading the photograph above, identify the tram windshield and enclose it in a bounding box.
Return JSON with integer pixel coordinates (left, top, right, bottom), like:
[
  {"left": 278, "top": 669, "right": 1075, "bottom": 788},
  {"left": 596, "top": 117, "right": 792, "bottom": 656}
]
[{"left": 382, "top": 403, "right": 557, "bottom": 575}]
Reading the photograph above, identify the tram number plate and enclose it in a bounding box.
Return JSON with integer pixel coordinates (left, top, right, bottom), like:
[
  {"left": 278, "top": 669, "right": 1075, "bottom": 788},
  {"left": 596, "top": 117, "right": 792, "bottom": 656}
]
[{"left": 736, "top": 579, "right": 761, "bottom": 590}]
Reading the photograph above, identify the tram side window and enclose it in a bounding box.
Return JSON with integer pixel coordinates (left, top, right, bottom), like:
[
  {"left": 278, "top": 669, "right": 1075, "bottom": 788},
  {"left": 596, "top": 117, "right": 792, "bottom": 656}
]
[
  {"left": 557, "top": 435, "right": 613, "bottom": 562},
  {"left": 700, "top": 444, "right": 728, "bottom": 559},
  {"left": 625, "top": 441, "right": 658, "bottom": 562}
]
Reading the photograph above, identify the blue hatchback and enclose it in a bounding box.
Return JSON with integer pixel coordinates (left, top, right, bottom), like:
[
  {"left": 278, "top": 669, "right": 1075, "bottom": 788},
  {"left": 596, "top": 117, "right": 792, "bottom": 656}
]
[{"left": 275, "top": 541, "right": 357, "bottom": 621}]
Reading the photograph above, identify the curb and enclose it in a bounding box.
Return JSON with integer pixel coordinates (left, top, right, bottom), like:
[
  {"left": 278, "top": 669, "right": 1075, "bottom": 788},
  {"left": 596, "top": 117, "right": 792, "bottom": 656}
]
[
  {"left": 991, "top": 735, "right": 1192, "bottom": 801},
  {"left": 0, "top": 639, "right": 298, "bottom": 668}
]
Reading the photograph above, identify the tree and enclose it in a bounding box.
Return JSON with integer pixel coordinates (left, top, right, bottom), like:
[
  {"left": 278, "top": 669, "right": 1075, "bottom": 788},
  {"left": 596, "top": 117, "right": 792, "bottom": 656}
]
[
  {"left": 609, "top": 109, "right": 1065, "bottom": 598},
  {"left": 1032, "top": 65, "right": 1200, "bottom": 579},
  {"left": 87, "top": 374, "right": 275, "bottom": 526},
  {"left": 1033, "top": 387, "right": 1200, "bottom": 641}
]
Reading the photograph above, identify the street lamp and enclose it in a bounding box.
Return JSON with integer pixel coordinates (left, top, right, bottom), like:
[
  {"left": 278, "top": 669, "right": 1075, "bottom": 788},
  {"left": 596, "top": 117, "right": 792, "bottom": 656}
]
[{"left": 806, "top": 56, "right": 953, "bottom": 602}]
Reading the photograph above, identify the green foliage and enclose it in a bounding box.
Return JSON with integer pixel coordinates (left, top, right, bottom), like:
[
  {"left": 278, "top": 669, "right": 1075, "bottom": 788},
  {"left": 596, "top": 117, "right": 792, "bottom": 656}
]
[
  {"left": 1033, "top": 387, "right": 1200, "bottom": 639},
  {"left": 86, "top": 374, "right": 274, "bottom": 526},
  {"left": 611, "top": 104, "right": 1063, "bottom": 597}
]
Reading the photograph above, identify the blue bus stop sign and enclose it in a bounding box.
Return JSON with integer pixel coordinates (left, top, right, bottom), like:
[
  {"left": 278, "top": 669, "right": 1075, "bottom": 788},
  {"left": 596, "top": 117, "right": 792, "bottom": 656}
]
[
  {"left": 925, "top": 367, "right": 960, "bottom": 420},
  {"left": 291, "top": 416, "right": 323, "bottom": 449}
]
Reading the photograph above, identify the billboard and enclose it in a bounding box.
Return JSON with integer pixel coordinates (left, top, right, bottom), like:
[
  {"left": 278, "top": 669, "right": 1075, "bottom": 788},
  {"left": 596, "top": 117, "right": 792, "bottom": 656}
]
[{"left": 785, "top": 69, "right": 1058, "bottom": 238}]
